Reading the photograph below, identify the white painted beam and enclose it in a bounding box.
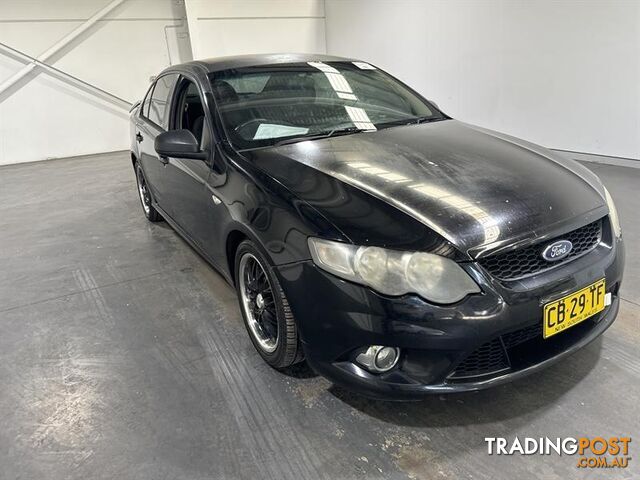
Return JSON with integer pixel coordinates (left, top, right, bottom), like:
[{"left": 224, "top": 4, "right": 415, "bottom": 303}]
[
  {"left": 0, "top": 0, "right": 125, "bottom": 96},
  {"left": 0, "top": 40, "right": 132, "bottom": 109}
]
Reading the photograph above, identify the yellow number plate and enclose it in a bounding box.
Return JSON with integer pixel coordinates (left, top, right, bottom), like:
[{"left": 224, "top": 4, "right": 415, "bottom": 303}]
[{"left": 543, "top": 279, "right": 606, "bottom": 339}]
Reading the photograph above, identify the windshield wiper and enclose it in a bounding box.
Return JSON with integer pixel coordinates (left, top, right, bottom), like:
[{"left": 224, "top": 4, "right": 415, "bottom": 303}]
[
  {"left": 410, "top": 115, "right": 446, "bottom": 125},
  {"left": 273, "top": 126, "right": 365, "bottom": 147},
  {"left": 374, "top": 116, "right": 446, "bottom": 130}
]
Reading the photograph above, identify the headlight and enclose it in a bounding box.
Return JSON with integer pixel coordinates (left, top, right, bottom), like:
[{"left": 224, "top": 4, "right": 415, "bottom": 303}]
[
  {"left": 308, "top": 238, "right": 480, "bottom": 304},
  {"left": 603, "top": 186, "right": 621, "bottom": 238}
]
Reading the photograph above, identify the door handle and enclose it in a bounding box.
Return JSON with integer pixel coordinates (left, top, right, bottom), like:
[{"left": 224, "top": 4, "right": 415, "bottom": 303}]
[{"left": 136, "top": 132, "right": 143, "bottom": 143}]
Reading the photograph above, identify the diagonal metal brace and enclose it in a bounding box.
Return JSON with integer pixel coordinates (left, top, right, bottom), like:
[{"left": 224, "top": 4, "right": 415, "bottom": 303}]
[
  {"left": 0, "top": 0, "right": 130, "bottom": 109},
  {"left": 0, "top": 40, "right": 132, "bottom": 110}
]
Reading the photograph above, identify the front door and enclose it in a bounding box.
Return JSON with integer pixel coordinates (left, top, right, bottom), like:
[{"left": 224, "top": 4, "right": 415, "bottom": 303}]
[{"left": 161, "top": 77, "right": 220, "bottom": 256}]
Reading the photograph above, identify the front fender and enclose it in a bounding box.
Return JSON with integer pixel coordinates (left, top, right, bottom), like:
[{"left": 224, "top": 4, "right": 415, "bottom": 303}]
[{"left": 212, "top": 152, "right": 350, "bottom": 281}]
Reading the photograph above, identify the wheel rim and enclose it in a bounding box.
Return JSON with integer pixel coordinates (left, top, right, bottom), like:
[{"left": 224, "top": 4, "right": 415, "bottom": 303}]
[
  {"left": 136, "top": 167, "right": 151, "bottom": 215},
  {"left": 238, "top": 253, "right": 278, "bottom": 353}
]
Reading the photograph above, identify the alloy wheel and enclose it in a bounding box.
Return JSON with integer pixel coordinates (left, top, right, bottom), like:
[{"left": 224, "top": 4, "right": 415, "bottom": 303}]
[
  {"left": 136, "top": 166, "right": 151, "bottom": 215},
  {"left": 238, "top": 253, "right": 278, "bottom": 353}
]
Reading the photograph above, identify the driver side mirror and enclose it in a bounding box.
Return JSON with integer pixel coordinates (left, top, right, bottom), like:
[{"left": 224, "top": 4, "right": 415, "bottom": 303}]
[{"left": 155, "top": 129, "right": 207, "bottom": 160}]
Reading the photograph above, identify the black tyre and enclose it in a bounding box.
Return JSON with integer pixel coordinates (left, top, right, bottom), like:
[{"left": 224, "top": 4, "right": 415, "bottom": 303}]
[
  {"left": 135, "top": 162, "right": 162, "bottom": 222},
  {"left": 234, "top": 240, "right": 303, "bottom": 368}
]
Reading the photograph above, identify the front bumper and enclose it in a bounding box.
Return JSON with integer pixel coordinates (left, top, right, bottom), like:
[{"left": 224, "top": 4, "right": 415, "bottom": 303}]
[{"left": 275, "top": 229, "right": 625, "bottom": 400}]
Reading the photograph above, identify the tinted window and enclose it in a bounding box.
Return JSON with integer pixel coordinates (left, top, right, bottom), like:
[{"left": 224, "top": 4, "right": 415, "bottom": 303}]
[
  {"left": 209, "top": 62, "right": 445, "bottom": 150},
  {"left": 141, "top": 84, "right": 154, "bottom": 118},
  {"left": 176, "top": 81, "right": 206, "bottom": 143},
  {"left": 148, "top": 73, "right": 179, "bottom": 129}
]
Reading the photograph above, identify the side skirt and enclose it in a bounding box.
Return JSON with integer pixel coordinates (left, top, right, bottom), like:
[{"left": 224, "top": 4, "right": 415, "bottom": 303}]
[{"left": 153, "top": 202, "right": 235, "bottom": 287}]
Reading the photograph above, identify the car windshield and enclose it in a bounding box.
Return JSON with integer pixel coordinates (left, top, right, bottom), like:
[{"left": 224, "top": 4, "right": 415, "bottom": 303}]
[{"left": 208, "top": 61, "right": 447, "bottom": 150}]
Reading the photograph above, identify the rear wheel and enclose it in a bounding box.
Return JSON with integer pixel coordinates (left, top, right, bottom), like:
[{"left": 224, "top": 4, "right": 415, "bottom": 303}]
[
  {"left": 135, "top": 163, "right": 161, "bottom": 222},
  {"left": 235, "top": 240, "right": 303, "bottom": 368}
]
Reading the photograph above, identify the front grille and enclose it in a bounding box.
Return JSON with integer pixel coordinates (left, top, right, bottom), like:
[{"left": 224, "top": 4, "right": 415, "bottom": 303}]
[
  {"left": 450, "top": 324, "right": 542, "bottom": 380},
  {"left": 501, "top": 323, "right": 542, "bottom": 349},
  {"left": 448, "top": 310, "right": 605, "bottom": 381},
  {"left": 478, "top": 218, "right": 603, "bottom": 280},
  {"left": 450, "top": 338, "right": 509, "bottom": 379}
]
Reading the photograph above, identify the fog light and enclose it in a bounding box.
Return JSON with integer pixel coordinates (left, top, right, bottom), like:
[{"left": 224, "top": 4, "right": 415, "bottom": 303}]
[{"left": 355, "top": 345, "right": 400, "bottom": 373}]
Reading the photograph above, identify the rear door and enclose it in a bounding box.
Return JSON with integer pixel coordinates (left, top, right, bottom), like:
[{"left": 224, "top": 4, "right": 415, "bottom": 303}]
[{"left": 135, "top": 73, "right": 179, "bottom": 208}]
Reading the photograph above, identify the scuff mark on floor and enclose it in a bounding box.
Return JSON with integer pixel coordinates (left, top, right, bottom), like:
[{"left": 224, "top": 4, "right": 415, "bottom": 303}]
[
  {"left": 381, "top": 432, "right": 453, "bottom": 480},
  {"left": 291, "top": 377, "right": 331, "bottom": 408}
]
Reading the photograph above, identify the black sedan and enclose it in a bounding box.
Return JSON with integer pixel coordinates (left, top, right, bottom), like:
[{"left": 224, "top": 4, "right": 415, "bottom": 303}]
[{"left": 130, "top": 53, "right": 624, "bottom": 400}]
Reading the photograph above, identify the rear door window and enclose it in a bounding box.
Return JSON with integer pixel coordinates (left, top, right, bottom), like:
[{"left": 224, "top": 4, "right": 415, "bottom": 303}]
[{"left": 140, "top": 84, "right": 154, "bottom": 118}]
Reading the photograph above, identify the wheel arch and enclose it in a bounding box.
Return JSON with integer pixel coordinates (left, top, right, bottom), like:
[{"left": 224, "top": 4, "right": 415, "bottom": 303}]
[
  {"left": 224, "top": 223, "right": 291, "bottom": 287},
  {"left": 226, "top": 229, "right": 248, "bottom": 285}
]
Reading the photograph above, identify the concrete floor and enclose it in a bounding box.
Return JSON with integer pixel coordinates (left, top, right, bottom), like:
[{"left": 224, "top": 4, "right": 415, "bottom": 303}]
[{"left": 0, "top": 152, "right": 638, "bottom": 480}]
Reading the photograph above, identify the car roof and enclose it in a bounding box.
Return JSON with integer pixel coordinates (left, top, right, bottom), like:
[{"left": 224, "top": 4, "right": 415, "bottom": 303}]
[{"left": 180, "top": 53, "right": 360, "bottom": 74}]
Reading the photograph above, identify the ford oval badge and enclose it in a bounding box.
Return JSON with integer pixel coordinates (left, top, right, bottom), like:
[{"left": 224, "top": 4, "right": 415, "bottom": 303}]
[{"left": 541, "top": 240, "right": 573, "bottom": 262}]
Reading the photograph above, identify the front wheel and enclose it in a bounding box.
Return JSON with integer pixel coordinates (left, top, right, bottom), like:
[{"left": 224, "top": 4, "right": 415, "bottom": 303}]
[
  {"left": 234, "top": 240, "right": 303, "bottom": 368},
  {"left": 135, "top": 162, "right": 161, "bottom": 222}
]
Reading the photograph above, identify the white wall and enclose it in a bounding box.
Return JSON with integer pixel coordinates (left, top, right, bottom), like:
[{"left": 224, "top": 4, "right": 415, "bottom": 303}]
[
  {"left": 184, "top": 0, "right": 325, "bottom": 59},
  {"left": 3, "top": 1, "right": 637, "bottom": 165},
  {"left": 325, "top": 0, "right": 640, "bottom": 160},
  {"left": 0, "top": 0, "right": 192, "bottom": 165}
]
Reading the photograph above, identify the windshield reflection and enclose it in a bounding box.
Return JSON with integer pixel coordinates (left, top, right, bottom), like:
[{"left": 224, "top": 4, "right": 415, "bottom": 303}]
[{"left": 209, "top": 61, "right": 446, "bottom": 150}]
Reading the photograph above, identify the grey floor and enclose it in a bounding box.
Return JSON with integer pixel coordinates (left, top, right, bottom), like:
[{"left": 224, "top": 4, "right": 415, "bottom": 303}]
[{"left": 0, "top": 152, "right": 638, "bottom": 480}]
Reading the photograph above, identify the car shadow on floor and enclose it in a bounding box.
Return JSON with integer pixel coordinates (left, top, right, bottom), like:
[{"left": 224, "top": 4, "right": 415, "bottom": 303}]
[
  {"left": 281, "top": 361, "right": 321, "bottom": 379},
  {"left": 323, "top": 337, "right": 603, "bottom": 428}
]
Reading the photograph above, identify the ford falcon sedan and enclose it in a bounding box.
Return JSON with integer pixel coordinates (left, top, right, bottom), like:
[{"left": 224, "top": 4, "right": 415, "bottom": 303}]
[{"left": 130, "top": 53, "right": 624, "bottom": 400}]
